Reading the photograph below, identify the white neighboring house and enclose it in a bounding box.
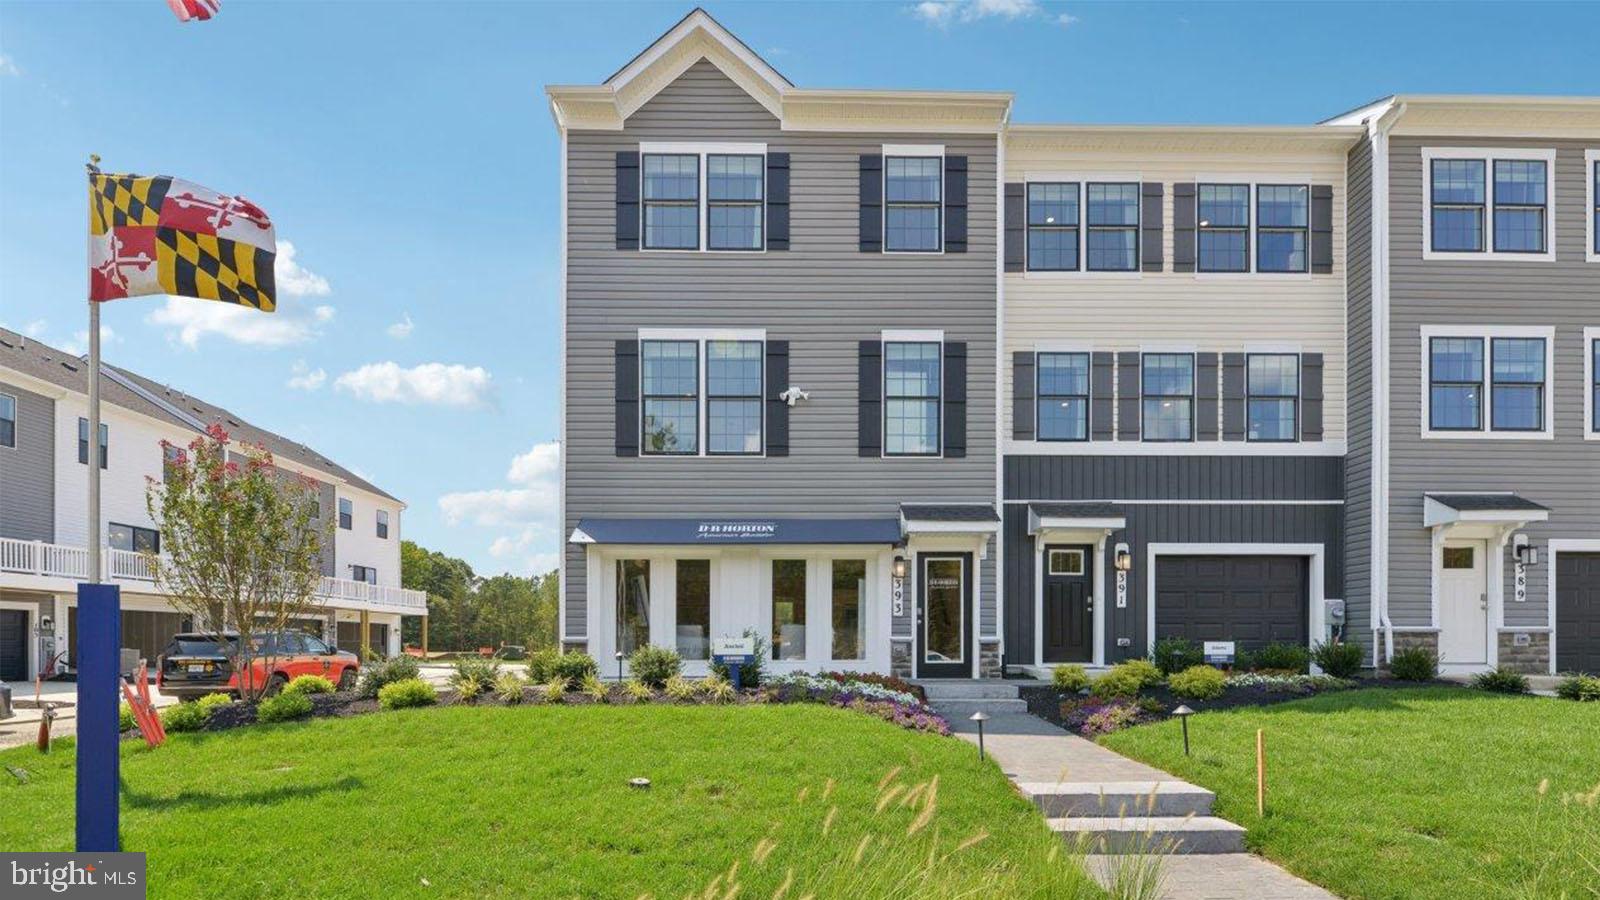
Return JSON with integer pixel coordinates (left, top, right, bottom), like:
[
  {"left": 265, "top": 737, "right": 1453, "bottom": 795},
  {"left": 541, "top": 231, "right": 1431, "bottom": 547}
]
[{"left": 0, "top": 327, "right": 426, "bottom": 683}]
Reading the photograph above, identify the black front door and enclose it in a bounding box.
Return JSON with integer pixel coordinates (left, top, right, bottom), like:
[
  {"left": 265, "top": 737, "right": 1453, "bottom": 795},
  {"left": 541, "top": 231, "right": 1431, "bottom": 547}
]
[
  {"left": 1043, "top": 545, "right": 1094, "bottom": 663},
  {"left": 0, "top": 609, "right": 28, "bottom": 681},
  {"left": 917, "top": 553, "right": 972, "bottom": 678}
]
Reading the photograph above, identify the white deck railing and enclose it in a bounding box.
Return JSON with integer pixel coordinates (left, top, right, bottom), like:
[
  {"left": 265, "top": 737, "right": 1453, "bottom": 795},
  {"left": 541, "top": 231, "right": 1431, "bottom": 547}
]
[{"left": 0, "top": 536, "right": 427, "bottom": 612}]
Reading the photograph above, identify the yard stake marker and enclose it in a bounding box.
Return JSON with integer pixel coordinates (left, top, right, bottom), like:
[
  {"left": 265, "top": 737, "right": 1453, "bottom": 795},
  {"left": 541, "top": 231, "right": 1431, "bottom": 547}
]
[{"left": 1256, "top": 728, "right": 1266, "bottom": 817}]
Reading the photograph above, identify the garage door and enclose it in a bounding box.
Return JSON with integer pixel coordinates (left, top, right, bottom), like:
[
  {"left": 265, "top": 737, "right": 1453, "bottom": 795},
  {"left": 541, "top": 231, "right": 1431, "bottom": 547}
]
[
  {"left": 0, "top": 609, "right": 27, "bottom": 681},
  {"left": 66, "top": 608, "right": 190, "bottom": 669},
  {"left": 1155, "top": 555, "right": 1308, "bottom": 650},
  {"left": 1557, "top": 553, "right": 1600, "bottom": 675}
]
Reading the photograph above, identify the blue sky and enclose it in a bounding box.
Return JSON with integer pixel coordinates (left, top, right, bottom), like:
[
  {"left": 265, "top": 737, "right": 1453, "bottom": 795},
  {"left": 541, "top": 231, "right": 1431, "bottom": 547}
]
[{"left": 2, "top": 1, "right": 1596, "bottom": 577}]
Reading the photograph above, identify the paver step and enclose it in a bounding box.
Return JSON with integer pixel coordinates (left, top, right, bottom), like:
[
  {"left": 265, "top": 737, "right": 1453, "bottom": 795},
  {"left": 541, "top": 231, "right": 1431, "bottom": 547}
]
[
  {"left": 1017, "top": 780, "right": 1215, "bottom": 818},
  {"left": 928, "top": 697, "right": 1029, "bottom": 715},
  {"left": 1049, "top": 815, "right": 1247, "bottom": 855},
  {"left": 915, "top": 681, "right": 1020, "bottom": 700}
]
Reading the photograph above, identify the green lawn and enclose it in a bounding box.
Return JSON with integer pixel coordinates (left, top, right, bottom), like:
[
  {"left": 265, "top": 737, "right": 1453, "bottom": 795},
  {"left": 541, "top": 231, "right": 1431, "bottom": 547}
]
[
  {"left": 0, "top": 704, "right": 1101, "bottom": 899},
  {"left": 1101, "top": 687, "right": 1600, "bottom": 900}
]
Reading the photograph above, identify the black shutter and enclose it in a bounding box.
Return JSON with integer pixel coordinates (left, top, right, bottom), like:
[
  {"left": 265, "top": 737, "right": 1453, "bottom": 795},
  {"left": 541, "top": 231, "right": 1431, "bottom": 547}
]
[
  {"left": 1301, "top": 353, "right": 1324, "bottom": 441},
  {"left": 615, "top": 152, "right": 640, "bottom": 251},
  {"left": 614, "top": 340, "right": 639, "bottom": 457},
  {"left": 1117, "top": 352, "right": 1141, "bottom": 441},
  {"left": 1141, "top": 182, "right": 1164, "bottom": 273},
  {"left": 1012, "top": 351, "right": 1035, "bottom": 440},
  {"left": 1221, "top": 353, "right": 1246, "bottom": 441},
  {"left": 943, "top": 342, "right": 967, "bottom": 457},
  {"left": 859, "top": 155, "right": 883, "bottom": 253},
  {"left": 944, "top": 156, "right": 968, "bottom": 253},
  {"left": 1196, "top": 352, "right": 1220, "bottom": 441},
  {"left": 1172, "top": 182, "right": 1196, "bottom": 273},
  {"left": 1005, "top": 182, "right": 1026, "bottom": 272},
  {"left": 1091, "top": 352, "right": 1115, "bottom": 440},
  {"left": 1311, "top": 185, "right": 1333, "bottom": 274},
  {"left": 858, "top": 340, "right": 882, "bottom": 456},
  {"left": 766, "top": 153, "right": 790, "bottom": 251},
  {"left": 765, "top": 340, "right": 790, "bottom": 456}
]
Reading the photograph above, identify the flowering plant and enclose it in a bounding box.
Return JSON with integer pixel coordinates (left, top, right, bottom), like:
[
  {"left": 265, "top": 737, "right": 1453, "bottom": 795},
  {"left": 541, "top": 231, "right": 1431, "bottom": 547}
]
[
  {"left": 1061, "top": 698, "right": 1152, "bottom": 737},
  {"left": 763, "top": 673, "right": 949, "bottom": 736},
  {"left": 1224, "top": 672, "right": 1355, "bottom": 694}
]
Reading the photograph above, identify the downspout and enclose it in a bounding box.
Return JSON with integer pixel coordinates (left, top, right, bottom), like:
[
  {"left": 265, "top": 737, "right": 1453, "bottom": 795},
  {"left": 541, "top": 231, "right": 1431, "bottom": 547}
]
[
  {"left": 993, "top": 101, "right": 1012, "bottom": 674},
  {"left": 1369, "top": 102, "right": 1405, "bottom": 665}
]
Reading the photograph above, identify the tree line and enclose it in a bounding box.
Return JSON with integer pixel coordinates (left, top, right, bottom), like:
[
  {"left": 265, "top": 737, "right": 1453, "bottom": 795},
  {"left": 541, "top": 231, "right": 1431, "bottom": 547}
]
[{"left": 398, "top": 540, "right": 559, "bottom": 652}]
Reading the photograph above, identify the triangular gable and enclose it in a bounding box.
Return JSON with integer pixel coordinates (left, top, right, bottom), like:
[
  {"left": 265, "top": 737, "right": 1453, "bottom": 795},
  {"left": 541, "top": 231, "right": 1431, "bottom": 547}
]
[{"left": 605, "top": 8, "right": 789, "bottom": 123}]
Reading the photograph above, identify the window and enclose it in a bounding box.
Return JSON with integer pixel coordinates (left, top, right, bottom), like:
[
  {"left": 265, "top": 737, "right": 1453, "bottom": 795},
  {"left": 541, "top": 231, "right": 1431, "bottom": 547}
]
[
  {"left": 884, "top": 156, "right": 941, "bottom": 252},
  {"left": 642, "top": 154, "right": 699, "bottom": 250},
  {"left": 1197, "top": 184, "right": 1250, "bottom": 272},
  {"left": 1424, "top": 149, "right": 1555, "bottom": 259},
  {"left": 771, "top": 559, "right": 807, "bottom": 660},
  {"left": 1141, "top": 353, "right": 1194, "bottom": 441},
  {"left": 641, "top": 340, "right": 699, "bottom": 455},
  {"left": 376, "top": 510, "right": 389, "bottom": 539},
  {"left": 1443, "top": 546, "right": 1475, "bottom": 569},
  {"left": 706, "top": 340, "right": 762, "bottom": 454},
  {"left": 1256, "top": 185, "right": 1309, "bottom": 273},
  {"left": 831, "top": 560, "right": 866, "bottom": 660},
  {"left": 1048, "top": 549, "right": 1084, "bottom": 576},
  {"left": 0, "top": 393, "right": 14, "bottom": 448},
  {"left": 1247, "top": 354, "right": 1300, "bottom": 442},
  {"left": 338, "top": 497, "right": 353, "bottom": 530},
  {"left": 1490, "top": 338, "right": 1545, "bottom": 431},
  {"left": 1429, "top": 338, "right": 1484, "bottom": 430},
  {"left": 1036, "top": 352, "right": 1089, "bottom": 441},
  {"left": 883, "top": 341, "right": 941, "bottom": 456},
  {"left": 706, "top": 154, "right": 764, "bottom": 250},
  {"left": 676, "top": 559, "right": 710, "bottom": 661},
  {"left": 1425, "top": 329, "right": 1552, "bottom": 436},
  {"left": 108, "top": 523, "right": 159, "bottom": 554},
  {"left": 1027, "top": 183, "right": 1078, "bottom": 271},
  {"left": 1085, "top": 183, "right": 1139, "bottom": 271},
  {"left": 77, "top": 418, "right": 107, "bottom": 468},
  {"left": 616, "top": 559, "right": 650, "bottom": 657},
  {"left": 350, "top": 564, "right": 377, "bottom": 584}
]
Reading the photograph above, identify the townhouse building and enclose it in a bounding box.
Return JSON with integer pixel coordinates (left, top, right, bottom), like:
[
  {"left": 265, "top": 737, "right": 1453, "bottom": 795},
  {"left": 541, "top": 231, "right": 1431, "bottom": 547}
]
[
  {"left": 552, "top": 10, "right": 1597, "bottom": 680},
  {"left": 0, "top": 328, "right": 426, "bottom": 682}
]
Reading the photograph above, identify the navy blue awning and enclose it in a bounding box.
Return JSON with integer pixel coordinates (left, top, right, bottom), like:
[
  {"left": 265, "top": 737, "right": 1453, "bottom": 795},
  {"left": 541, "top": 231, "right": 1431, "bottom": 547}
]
[{"left": 571, "top": 517, "right": 903, "bottom": 546}]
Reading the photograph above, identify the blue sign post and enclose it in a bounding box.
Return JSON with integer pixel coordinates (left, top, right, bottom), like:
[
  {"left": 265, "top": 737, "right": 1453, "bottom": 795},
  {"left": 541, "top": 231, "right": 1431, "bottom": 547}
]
[{"left": 75, "top": 583, "right": 121, "bottom": 852}]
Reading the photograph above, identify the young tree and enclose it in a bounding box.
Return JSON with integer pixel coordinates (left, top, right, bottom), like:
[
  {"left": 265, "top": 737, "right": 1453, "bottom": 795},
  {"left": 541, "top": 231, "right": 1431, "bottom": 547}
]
[{"left": 144, "top": 423, "right": 328, "bottom": 700}]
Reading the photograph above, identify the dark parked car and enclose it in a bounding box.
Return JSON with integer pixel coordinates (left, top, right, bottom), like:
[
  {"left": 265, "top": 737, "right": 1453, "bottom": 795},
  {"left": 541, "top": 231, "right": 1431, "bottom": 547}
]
[{"left": 157, "top": 631, "right": 360, "bottom": 699}]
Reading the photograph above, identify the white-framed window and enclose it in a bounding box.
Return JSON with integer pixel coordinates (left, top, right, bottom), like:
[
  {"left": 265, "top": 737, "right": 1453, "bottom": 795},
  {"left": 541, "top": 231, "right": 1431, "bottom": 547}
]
[
  {"left": 770, "top": 557, "right": 807, "bottom": 660},
  {"left": 76, "top": 417, "right": 107, "bottom": 468},
  {"left": 350, "top": 564, "right": 377, "bottom": 584},
  {"left": 1025, "top": 178, "right": 1140, "bottom": 273},
  {"left": 639, "top": 142, "right": 768, "bottom": 252},
  {"left": 376, "top": 510, "right": 389, "bottom": 539},
  {"left": 1256, "top": 185, "right": 1310, "bottom": 273},
  {"left": 108, "top": 522, "right": 159, "bottom": 554},
  {"left": 1037, "top": 351, "right": 1090, "bottom": 441},
  {"left": 1048, "top": 549, "right": 1085, "bottom": 576},
  {"left": 883, "top": 332, "right": 942, "bottom": 457},
  {"left": 1585, "top": 327, "right": 1599, "bottom": 439},
  {"left": 1141, "top": 352, "right": 1196, "bottom": 442},
  {"left": 883, "top": 144, "right": 943, "bottom": 254},
  {"left": 639, "top": 329, "right": 765, "bottom": 457},
  {"left": 1193, "top": 180, "right": 1316, "bottom": 275},
  {"left": 1421, "top": 326, "right": 1555, "bottom": 439},
  {"left": 1587, "top": 150, "right": 1599, "bottom": 263},
  {"left": 338, "top": 497, "right": 353, "bottom": 530},
  {"left": 1247, "top": 353, "right": 1301, "bottom": 442},
  {"left": 676, "top": 558, "right": 711, "bottom": 660},
  {"left": 0, "top": 392, "right": 15, "bottom": 449},
  {"left": 1422, "top": 147, "right": 1557, "bottom": 261},
  {"left": 829, "top": 558, "right": 868, "bottom": 661}
]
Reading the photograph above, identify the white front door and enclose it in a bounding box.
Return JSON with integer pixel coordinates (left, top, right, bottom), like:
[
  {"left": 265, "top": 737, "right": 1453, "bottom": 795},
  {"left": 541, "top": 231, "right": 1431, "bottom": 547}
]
[{"left": 1439, "top": 540, "right": 1489, "bottom": 665}]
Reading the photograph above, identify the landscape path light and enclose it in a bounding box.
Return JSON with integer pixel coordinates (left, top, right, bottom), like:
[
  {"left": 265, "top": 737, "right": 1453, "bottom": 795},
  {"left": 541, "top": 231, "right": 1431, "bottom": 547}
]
[
  {"left": 615, "top": 651, "right": 624, "bottom": 682},
  {"left": 1173, "top": 704, "right": 1195, "bottom": 756},
  {"left": 970, "top": 710, "right": 990, "bottom": 760}
]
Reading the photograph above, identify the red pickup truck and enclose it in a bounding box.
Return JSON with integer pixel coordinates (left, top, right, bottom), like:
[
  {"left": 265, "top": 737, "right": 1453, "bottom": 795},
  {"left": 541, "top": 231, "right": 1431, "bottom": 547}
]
[{"left": 157, "top": 631, "right": 360, "bottom": 699}]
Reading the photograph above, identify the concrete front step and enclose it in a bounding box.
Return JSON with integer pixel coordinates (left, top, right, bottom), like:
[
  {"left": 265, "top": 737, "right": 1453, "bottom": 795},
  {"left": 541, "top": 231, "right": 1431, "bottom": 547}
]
[
  {"left": 928, "top": 697, "right": 1029, "bottom": 715},
  {"left": 1018, "top": 780, "right": 1215, "bottom": 818},
  {"left": 915, "top": 680, "right": 1020, "bottom": 700},
  {"left": 1050, "top": 815, "right": 1247, "bottom": 855}
]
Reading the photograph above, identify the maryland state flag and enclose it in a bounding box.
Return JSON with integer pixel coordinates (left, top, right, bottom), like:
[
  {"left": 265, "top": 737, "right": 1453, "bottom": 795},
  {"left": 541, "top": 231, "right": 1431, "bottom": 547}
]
[{"left": 89, "top": 171, "right": 276, "bottom": 310}]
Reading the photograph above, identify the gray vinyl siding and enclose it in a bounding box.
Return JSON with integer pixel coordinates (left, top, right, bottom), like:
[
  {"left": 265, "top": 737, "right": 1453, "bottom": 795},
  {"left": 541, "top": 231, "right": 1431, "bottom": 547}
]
[
  {"left": 1343, "top": 137, "right": 1375, "bottom": 658},
  {"left": 563, "top": 61, "right": 998, "bottom": 639},
  {"left": 1003, "top": 456, "right": 1344, "bottom": 662},
  {"left": 1386, "top": 136, "right": 1600, "bottom": 630},
  {"left": 0, "top": 379, "right": 55, "bottom": 542}
]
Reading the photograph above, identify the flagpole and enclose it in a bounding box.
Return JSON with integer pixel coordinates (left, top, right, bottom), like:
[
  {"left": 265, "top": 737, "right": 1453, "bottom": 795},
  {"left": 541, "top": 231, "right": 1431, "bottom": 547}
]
[{"left": 86, "top": 158, "right": 101, "bottom": 584}]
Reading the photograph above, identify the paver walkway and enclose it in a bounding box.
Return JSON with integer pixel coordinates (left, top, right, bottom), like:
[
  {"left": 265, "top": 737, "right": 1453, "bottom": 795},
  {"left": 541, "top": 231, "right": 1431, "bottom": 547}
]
[{"left": 927, "top": 683, "right": 1335, "bottom": 900}]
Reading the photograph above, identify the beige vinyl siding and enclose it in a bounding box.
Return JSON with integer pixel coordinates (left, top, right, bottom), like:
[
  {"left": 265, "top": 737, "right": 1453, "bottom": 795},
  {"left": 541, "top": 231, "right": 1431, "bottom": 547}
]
[
  {"left": 564, "top": 60, "right": 999, "bottom": 638},
  {"left": 1344, "top": 137, "right": 1375, "bottom": 657},
  {"left": 1001, "top": 141, "right": 1349, "bottom": 445},
  {"left": 1386, "top": 136, "right": 1600, "bottom": 630}
]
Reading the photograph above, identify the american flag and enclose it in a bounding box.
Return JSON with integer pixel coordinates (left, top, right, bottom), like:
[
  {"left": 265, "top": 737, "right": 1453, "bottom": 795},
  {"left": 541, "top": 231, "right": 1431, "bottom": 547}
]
[{"left": 167, "top": 0, "right": 220, "bottom": 22}]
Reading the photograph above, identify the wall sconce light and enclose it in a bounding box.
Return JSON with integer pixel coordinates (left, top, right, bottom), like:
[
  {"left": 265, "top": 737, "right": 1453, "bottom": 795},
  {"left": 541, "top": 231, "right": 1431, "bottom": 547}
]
[
  {"left": 1114, "top": 544, "right": 1133, "bottom": 573},
  {"left": 893, "top": 556, "right": 908, "bottom": 579},
  {"left": 1513, "top": 535, "right": 1539, "bottom": 567}
]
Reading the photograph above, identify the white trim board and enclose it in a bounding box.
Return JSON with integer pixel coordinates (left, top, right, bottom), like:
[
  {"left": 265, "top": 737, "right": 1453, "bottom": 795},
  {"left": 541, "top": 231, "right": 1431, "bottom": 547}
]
[
  {"left": 1418, "top": 325, "right": 1556, "bottom": 440},
  {"left": 1420, "top": 146, "right": 1558, "bottom": 263}
]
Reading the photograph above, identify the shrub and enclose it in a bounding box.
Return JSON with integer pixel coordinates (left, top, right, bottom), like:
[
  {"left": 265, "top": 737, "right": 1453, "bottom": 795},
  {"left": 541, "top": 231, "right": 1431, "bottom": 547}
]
[
  {"left": 552, "top": 652, "right": 598, "bottom": 688},
  {"left": 1152, "top": 638, "right": 1204, "bottom": 676},
  {"left": 1252, "top": 642, "right": 1311, "bottom": 674},
  {"left": 119, "top": 703, "right": 136, "bottom": 732},
  {"left": 494, "top": 672, "right": 527, "bottom": 704},
  {"left": 451, "top": 657, "right": 501, "bottom": 696},
  {"left": 622, "top": 678, "right": 654, "bottom": 702},
  {"left": 1312, "top": 640, "right": 1364, "bottom": 679},
  {"left": 1063, "top": 700, "right": 1150, "bottom": 737},
  {"left": 709, "top": 629, "right": 767, "bottom": 687},
  {"left": 579, "top": 673, "right": 610, "bottom": 702},
  {"left": 664, "top": 674, "right": 698, "bottom": 701},
  {"left": 455, "top": 677, "right": 484, "bottom": 701},
  {"left": 285, "top": 674, "right": 335, "bottom": 696},
  {"left": 541, "top": 675, "right": 568, "bottom": 703},
  {"left": 1472, "top": 667, "right": 1530, "bottom": 694},
  {"left": 1389, "top": 647, "right": 1438, "bottom": 681},
  {"left": 1121, "top": 658, "right": 1164, "bottom": 688},
  {"left": 378, "top": 678, "right": 437, "bottom": 710},
  {"left": 1169, "top": 665, "right": 1227, "bottom": 700},
  {"left": 358, "top": 653, "right": 421, "bottom": 698},
  {"left": 1555, "top": 674, "right": 1600, "bottom": 702},
  {"left": 526, "top": 648, "right": 561, "bottom": 683},
  {"left": 257, "top": 689, "right": 313, "bottom": 723},
  {"left": 627, "top": 645, "right": 683, "bottom": 688},
  {"left": 160, "top": 692, "right": 232, "bottom": 733},
  {"left": 1052, "top": 664, "right": 1090, "bottom": 693},
  {"left": 1090, "top": 667, "right": 1144, "bottom": 699},
  {"left": 817, "top": 671, "right": 924, "bottom": 702},
  {"left": 699, "top": 672, "right": 735, "bottom": 703}
]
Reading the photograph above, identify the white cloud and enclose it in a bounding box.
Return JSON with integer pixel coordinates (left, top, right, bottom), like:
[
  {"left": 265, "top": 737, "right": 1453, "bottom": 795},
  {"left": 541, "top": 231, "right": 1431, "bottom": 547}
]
[
  {"left": 286, "top": 360, "right": 327, "bottom": 391},
  {"left": 334, "top": 361, "right": 493, "bottom": 408},
  {"left": 386, "top": 313, "right": 414, "bottom": 339},
  {"left": 912, "top": 0, "right": 1073, "bottom": 27},
  {"left": 440, "top": 440, "right": 562, "bottom": 574},
  {"left": 0, "top": 54, "right": 19, "bottom": 77},
  {"left": 61, "top": 325, "right": 119, "bottom": 357},
  {"left": 273, "top": 240, "right": 330, "bottom": 297},
  {"left": 507, "top": 442, "right": 560, "bottom": 485},
  {"left": 149, "top": 297, "right": 334, "bottom": 349},
  {"left": 23, "top": 319, "right": 47, "bottom": 338}
]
